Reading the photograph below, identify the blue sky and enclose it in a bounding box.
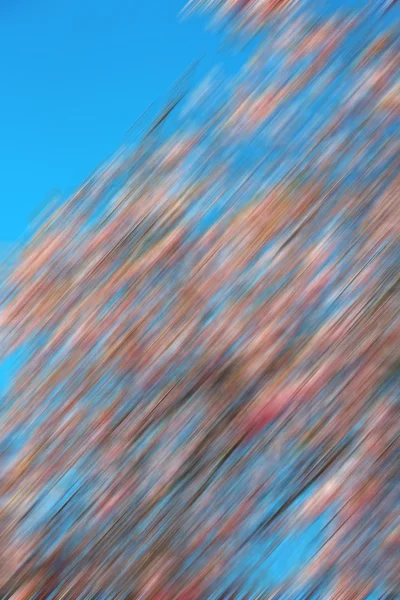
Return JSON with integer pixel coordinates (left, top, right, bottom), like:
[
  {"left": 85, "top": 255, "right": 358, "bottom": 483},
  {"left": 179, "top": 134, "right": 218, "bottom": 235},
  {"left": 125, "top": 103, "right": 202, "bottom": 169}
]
[{"left": 0, "top": 0, "right": 231, "bottom": 245}]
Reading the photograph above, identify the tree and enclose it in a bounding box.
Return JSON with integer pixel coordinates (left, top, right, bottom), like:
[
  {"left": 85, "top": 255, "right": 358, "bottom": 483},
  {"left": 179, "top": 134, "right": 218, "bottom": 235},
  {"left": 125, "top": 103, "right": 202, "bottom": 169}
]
[{"left": 0, "top": 0, "right": 398, "bottom": 598}]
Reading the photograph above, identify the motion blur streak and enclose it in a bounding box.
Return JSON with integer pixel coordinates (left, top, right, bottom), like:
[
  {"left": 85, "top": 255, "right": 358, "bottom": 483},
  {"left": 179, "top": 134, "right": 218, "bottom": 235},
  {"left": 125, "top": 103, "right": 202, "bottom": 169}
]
[{"left": 0, "top": 0, "right": 398, "bottom": 598}]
